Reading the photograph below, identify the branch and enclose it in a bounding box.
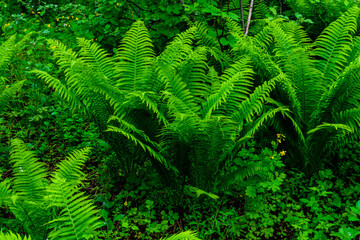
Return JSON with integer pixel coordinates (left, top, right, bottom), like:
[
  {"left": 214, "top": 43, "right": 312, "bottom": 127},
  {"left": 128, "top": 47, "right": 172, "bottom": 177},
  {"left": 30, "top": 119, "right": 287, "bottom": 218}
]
[{"left": 244, "top": 0, "right": 254, "bottom": 36}]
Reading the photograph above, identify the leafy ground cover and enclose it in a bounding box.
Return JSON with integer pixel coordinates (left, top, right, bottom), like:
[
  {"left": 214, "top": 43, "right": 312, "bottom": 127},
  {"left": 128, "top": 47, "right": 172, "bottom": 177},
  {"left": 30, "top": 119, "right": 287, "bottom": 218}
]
[{"left": 1, "top": 1, "right": 360, "bottom": 239}]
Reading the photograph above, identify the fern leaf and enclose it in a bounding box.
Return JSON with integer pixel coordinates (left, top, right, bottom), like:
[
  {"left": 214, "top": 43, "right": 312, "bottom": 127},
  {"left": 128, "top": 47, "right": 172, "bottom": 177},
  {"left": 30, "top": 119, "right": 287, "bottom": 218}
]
[
  {"left": 0, "top": 231, "right": 31, "bottom": 240},
  {"left": 115, "top": 20, "right": 155, "bottom": 91},
  {"left": 10, "top": 139, "right": 47, "bottom": 202},
  {"left": 77, "top": 38, "right": 115, "bottom": 80},
  {"left": 216, "top": 163, "right": 263, "bottom": 192},
  {"left": 0, "top": 179, "right": 15, "bottom": 207},
  {"left": 0, "top": 80, "right": 25, "bottom": 112},
  {"left": 106, "top": 115, "right": 174, "bottom": 172},
  {"left": 161, "top": 230, "right": 201, "bottom": 240},
  {"left": 231, "top": 76, "right": 277, "bottom": 123},
  {"left": 313, "top": 6, "right": 360, "bottom": 85},
  {"left": 51, "top": 147, "right": 92, "bottom": 184},
  {"left": 201, "top": 57, "right": 253, "bottom": 119},
  {"left": 47, "top": 177, "right": 102, "bottom": 240}
]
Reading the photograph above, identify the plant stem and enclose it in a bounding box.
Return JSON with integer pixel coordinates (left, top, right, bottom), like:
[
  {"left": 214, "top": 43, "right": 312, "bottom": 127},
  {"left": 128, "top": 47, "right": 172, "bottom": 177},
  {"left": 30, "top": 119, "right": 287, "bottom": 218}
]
[{"left": 244, "top": 0, "right": 255, "bottom": 36}]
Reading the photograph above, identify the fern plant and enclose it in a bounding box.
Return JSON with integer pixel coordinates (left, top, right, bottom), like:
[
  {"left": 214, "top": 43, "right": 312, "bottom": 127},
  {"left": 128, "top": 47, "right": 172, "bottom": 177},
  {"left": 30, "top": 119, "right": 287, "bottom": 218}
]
[
  {"left": 32, "top": 21, "right": 171, "bottom": 178},
  {"left": 0, "top": 33, "right": 33, "bottom": 112},
  {"left": 138, "top": 22, "right": 290, "bottom": 192},
  {"left": 232, "top": 6, "right": 360, "bottom": 173},
  {"left": 0, "top": 138, "right": 101, "bottom": 239}
]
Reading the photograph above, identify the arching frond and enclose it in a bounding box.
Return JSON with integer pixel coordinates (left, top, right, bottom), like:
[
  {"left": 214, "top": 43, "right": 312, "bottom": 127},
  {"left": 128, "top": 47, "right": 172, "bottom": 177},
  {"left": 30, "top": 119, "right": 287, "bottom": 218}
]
[
  {"left": 202, "top": 57, "right": 253, "bottom": 119},
  {"left": 115, "top": 20, "right": 155, "bottom": 91},
  {"left": 10, "top": 139, "right": 47, "bottom": 202},
  {"left": 77, "top": 38, "right": 115, "bottom": 80},
  {"left": 0, "top": 80, "right": 25, "bottom": 112},
  {"left": 0, "top": 231, "right": 31, "bottom": 240},
  {"left": 162, "top": 230, "right": 201, "bottom": 240},
  {"left": 106, "top": 115, "right": 173, "bottom": 172},
  {"left": 216, "top": 162, "right": 263, "bottom": 192},
  {"left": 231, "top": 76, "right": 276, "bottom": 123},
  {"left": 0, "top": 179, "right": 15, "bottom": 207},
  {"left": 312, "top": 6, "right": 360, "bottom": 86},
  {"left": 51, "top": 147, "right": 92, "bottom": 184},
  {"left": 47, "top": 177, "right": 102, "bottom": 240}
]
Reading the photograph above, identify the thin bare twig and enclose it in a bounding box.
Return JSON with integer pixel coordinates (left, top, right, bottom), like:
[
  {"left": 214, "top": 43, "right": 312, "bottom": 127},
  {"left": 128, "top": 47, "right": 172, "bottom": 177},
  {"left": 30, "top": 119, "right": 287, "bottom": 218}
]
[{"left": 244, "top": 0, "right": 254, "bottom": 36}]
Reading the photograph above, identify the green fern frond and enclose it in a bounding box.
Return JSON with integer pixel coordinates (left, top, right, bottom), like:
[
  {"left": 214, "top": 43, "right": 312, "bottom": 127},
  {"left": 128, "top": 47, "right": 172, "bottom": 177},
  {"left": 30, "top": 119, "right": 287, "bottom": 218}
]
[
  {"left": 106, "top": 115, "right": 172, "bottom": 171},
  {"left": 231, "top": 77, "right": 276, "bottom": 123},
  {"left": 51, "top": 147, "right": 92, "bottom": 184},
  {"left": 216, "top": 162, "right": 263, "bottom": 192},
  {"left": 332, "top": 109, "right": 360, "bottom": 131},
  {"left": 0, "top": 80, "right": 25, "bottom": 112},
  {"left": 47, "top": 177, "right": 102, "bottom": 240},
  {"left": 77, "top": 38, "right": 115, "bottom": 80},
  {"left": 281, "top": 21, "right": 312, "bottom": 48},
  {"left": 10, "top": 139, "right": 48, "bottom": 202},
  {"left": 0, "top": 179, "right": 15, "bottom": 207},
  {"left": 201, "top": 57, "right": 253, "bottom": 119},
  {"left": 232, "top": 37, "right": 281, "bottom": 79},
  {"left": 243, "top": 106, "right": 291, "bottom": 138},
  {"left": 0, "top": 35, "right": 17, "bottom": 70},
  {"left": 47, "top": 39, "right": 79, "bottom": 69},
  {"left": 156, "top": 26, "right": 196, "bottom": 76},
  {"left": 163, "top": 73, "right": 199, "bottom": 116},
  {"left": 115, "top": 20, "right": 155, "bottom": 91},
  {"left": 31, "top": 70, "right": 82, "bottom": 112},
  {"left": 0, "top": 231, "right": 31, "bottom": 240},
  {"left": 312, "top": 6, "right": 360, "bottom": 85},
  {"left": 348, "top": 36, "right": 360, "bottom": 63},
  {"left": 309, "top": 59, "right": 360, "bottom": 128},
  {"left": 162, "top": 230, "right": 201, "bottom": 240},
  {"left": 307, "top": 123, "right": 353, "bottom": 135}
]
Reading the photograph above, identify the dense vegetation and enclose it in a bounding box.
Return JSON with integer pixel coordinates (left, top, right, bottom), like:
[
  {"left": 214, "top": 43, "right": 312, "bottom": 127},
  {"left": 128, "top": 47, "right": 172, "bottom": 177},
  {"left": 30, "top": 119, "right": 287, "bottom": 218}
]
[{"left": 1, "top": 0, "right": 360, "bottom": 239}]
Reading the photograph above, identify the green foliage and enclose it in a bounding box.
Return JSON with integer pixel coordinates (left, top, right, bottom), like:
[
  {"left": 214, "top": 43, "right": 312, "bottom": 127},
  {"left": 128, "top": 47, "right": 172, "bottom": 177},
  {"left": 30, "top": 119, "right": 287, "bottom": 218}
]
[
  {"left": 232, "top": 6, "right": 360, "bottom": 173},
  {"left": 3, "top": 1, "right": 360, "bottom": 239},
  {"left": 0, "top": 138, "right": 101, "bottom": 239},
  {"left": 162, "top": 230, "right": 201, "bottom": 240},
  {"left": 0, "top": 33, "right": 33, "bottom": 112},
  {"left": 0, "top": 231, "right": 31, "bottom": 240}
]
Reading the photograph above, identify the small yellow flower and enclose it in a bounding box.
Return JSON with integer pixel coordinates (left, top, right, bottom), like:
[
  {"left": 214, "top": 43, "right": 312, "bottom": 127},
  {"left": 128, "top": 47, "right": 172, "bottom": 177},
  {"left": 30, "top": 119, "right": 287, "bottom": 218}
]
[
  {"left": 32, "top": 11, "right": 34, "bottom": 14},
  {"left": 24, "top": 29, "right": 27, "bottom": 32},
  {"left": 50, "top": 46, "right": 56, "bottom": 50},
  {"left": 280, "top": 151, "right": 286, "bottom": 156},
  {"left": 62, "top": 16, "right": 64, "bottom": 18},
  {"left": 56, "top": 18, "right": 59, "bottom": 21},
  {"left": 124, "top": 201, "right": 128, "bottom": 206},
  {"left": 269, "top": 156, "right": 274, "bottom": 159},
  {"left": 117, "top": 3, "right": 119, "bottom": 5},
  {"left": 47, "top": 24, "right": 51, "bottom": 27},
  {"left": 21, "top": 13, "right": 23, "bottom": 16},
  {"left": 76, "top": 17, "right": 79, "bottom": 20},
  {"left": 67, "top": 16, "right": 70, "bottom": 19},
  {"left": 37, "top": 11, "right": 40, "bottom": 14},
  {"left": 36, "top": 20, "right": 39, "bottom": 22},
  {"left": 277, "top": 139, "right": 281, "bottom": 143},
  {"left": 71, "top": 16, "right": 74, "bottom": 19}
]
